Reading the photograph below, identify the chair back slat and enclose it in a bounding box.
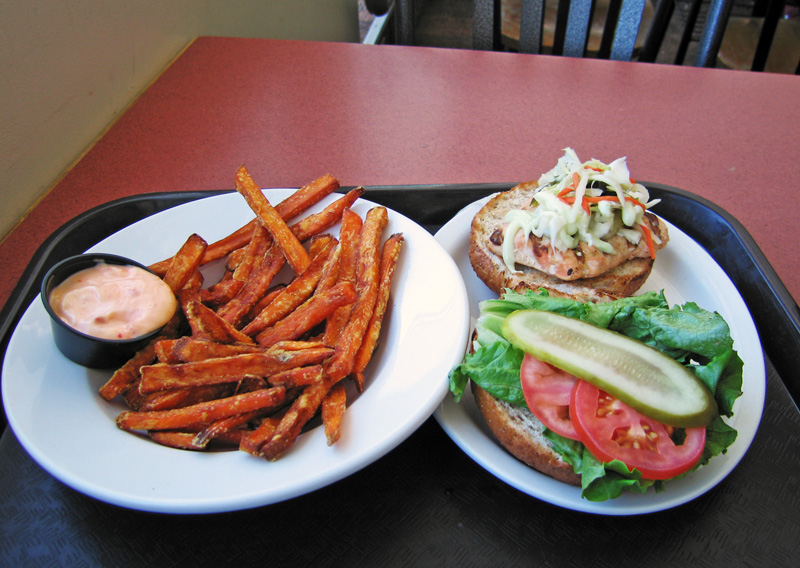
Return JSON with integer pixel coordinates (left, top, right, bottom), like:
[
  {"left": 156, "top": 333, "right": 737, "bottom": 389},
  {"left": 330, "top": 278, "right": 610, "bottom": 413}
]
[
  {"left": 610, "top": 0, "right": 646, "bottom": 61},
  {"left": 467, "top": 0, "right": 796, "bottom": 74},
  {"left": 598, "top": 0, "right": 624, "bottom": 59},
  {"left": 639, "top": 0, "right": 673, "bottom": 62},
  {"left": 518, "top": 0, "right": 546, "bottom": 54},
  {"left": 751, "top": 0, "right": 784, "bottom": 72},
  {"left": 473, "top": 0, "right": 503, "bottom": 51},
  {"left": 562, "top": 0, "right": 596, "bottom": 58},
  {"left": 694, "top": 0, "right": 734, "bottom": 67}
]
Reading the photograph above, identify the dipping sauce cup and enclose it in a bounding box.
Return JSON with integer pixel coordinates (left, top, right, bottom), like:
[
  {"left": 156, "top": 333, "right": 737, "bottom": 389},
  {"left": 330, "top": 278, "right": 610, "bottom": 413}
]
[{"left": 41, "top": 253, "right": 177, "bottom": 368}]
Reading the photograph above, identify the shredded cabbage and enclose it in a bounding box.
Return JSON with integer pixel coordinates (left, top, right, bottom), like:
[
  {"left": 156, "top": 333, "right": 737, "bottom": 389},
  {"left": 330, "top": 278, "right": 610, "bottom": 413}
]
[{"left": 502, "top": 148, "right": 660, "bottom": 272}]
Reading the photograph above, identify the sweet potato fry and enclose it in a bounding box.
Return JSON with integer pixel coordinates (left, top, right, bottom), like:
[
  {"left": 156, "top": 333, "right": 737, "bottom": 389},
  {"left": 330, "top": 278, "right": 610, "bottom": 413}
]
[
  {"left": 150, "top": 427, "right": 246, "bottom": 450},
  {"left": 185, "top": 300, "right": 253, "bottom": 344},
  {"left": 323, "top": 208, "right": 362, "bottom": 347},
  {"left": 182, "top": 270, "right": 204, "bottom": 294},
  {"left": 154, "top": 339, "right": 180, "bottom": 363},
  {"left": 255, "top": 281, "right": 356, "bottom": 348},
  {"left": 160, "top": 337, "right": 265, "bottom": 363},
  {"left": 232, "top": 222, "right": 271, "bottom": 282},
  {"left": 352, "top": 233, "right": 404, "bottom": 391},
  {"left": 259, "top": 374, "right": 337, "bottom": 460},
  {"left": 98, "top": 313, "right": 183, "bottom": 401},
  {"left": 149, "top": 219, "right": 258, "bottom": 276},
  {"left": 240, "top": 413, "right": 285, "bottom": 456},
  {"left": 197, "top": 278, "right": 245, "bottom": 308},
  {"left": 139, "top": 346, "right": 334, "bottom": 393},
  {"left": 138, "top": 383, "right": 234, "bottom": 412},
  {"left": 122, "top": 375, "right": 147, "bottom": 410},
  {"left": 224, "top": 246, "right": 248, "bottom": 273},
  {"left": 241, "top": 238, "right": 337, "bottom": 336},
  {"left": 322, "top": 381, "right": 347, "bottom": 446},
  {"left": 163, "top": 233, "right": 208, "bottom": 293},
  {"left": 307, "top": 233, "right": 335, "bottom": 257},
  {"left": 240, "top": 284, "right": 286, "bottom": 326},
  {"left": 147, "top": 173, "right": 340, "bottom": 276},
  {"left": 233, "top": 376, "right": 271, "bottom": 394},
  {"left": 269, "top": 340, "right": 328, "bottom": 351},
  {"left": 213, "top": 187, "right": 363, "bottom": 326},
  {"left": 102, "top": 174, "right": 404, "bottom": 461},
  {"left": 290, "top": 187, "right": 364, "bottom": 242},
  {"left": 315, "top": 240, "right": 341, "bottom": 294},
  {"left": 267, "top": 364, "right": 324, "bottom": 389},
  {"left": 325, "top": 206, "right": 388, "bottom": 381},
  {"left": 149, "top": 430, "right": 207, "bottom": 450},
  {"left": 235, "top": 165, "right": 311, "bottom": 275},
  {"left": 192, "top": 408, "right": 269, "bottom": 449},
  {"left": 279, "top": 173, "right": 340, "bottom": 222},
  {"left": 216, "top": 244, "right": 286, "bottom": 327},
  {"left": 116, "top": 386, "right": 287, "bottom": 431}
]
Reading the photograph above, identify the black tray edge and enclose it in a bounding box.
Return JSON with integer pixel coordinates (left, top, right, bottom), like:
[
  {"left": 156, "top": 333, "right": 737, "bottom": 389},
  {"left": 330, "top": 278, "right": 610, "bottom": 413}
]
[{"left": 2, "top": 183, "right": 798, "bottom": 433}]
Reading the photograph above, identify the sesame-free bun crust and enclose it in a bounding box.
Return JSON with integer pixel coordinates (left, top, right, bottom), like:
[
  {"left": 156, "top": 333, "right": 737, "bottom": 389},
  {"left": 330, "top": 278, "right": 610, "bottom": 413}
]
[
  {"left": 468, "top": 181, "right": 664, "bottom": 302},
  {"left": 466, "top": 180, "right": 669, "bottom": 486},
  {"left": 471, "top": 382, "right": 581, "bottom": 486}
]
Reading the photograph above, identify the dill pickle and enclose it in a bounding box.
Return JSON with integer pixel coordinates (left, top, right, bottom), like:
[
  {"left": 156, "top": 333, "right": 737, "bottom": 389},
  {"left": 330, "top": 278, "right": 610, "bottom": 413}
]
[{"left": 501, "top": 310, "right": 718, "bottom": 427}]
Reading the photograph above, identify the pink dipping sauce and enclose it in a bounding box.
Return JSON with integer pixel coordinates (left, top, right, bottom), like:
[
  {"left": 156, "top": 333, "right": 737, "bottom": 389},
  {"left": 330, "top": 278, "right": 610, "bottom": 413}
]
[{"left": 48, "top": 262, "right": 177, "bottom": 340}]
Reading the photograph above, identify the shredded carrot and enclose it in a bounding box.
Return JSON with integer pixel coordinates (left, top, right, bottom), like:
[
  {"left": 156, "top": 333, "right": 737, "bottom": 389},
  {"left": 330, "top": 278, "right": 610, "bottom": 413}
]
[
  {"left": 559, "top": 195, "right": 591, "bottom": 215},
  {"left": 557, "top": 187, "right": 572, "bottom": 198},
  {"left": 640, "top": 221, "right": 656, "bottom": 259},
  {"left": 582, "top": 195, "right": 646, "bottom": 210},
  {"left": 557, "top": 172, "right": 582, "bottom": 197}
]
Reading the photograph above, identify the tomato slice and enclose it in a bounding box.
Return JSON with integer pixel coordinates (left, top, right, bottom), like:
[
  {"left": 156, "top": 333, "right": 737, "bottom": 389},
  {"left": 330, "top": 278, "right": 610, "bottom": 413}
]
[
  {"left": 570, "top": 380, "right": 706, "bottom": 480},
  {"left": 520, "top": 354, "right": 581, "bottom": 440}
]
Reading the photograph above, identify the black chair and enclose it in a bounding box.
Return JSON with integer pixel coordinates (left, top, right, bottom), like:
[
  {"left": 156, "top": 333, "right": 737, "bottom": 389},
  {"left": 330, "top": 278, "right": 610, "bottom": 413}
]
[
  {"left": 639, "top": 0, "right": 733, "bottom": 67},
  {"left": 748, "top": 0, "right": 796, "bottom": 71},
  {"left": 364, "top": 0, "right": 416, "bottom": 46},
  {"left": 473, "top": 0, "right": 799, "bottom": 73},
  {"left": 642, "top": 0, "right": 799, "bottom": 72},
  {"left": 474, "top": 0, "right": 659, "bottom": 60},
  {"left": 366, "top": 0, "right": 798, "bottom": 73}
]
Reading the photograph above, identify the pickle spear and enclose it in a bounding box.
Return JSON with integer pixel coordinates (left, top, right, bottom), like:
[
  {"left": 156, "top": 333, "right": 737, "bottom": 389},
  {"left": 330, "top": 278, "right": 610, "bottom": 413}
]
[{"left": 501, "top": 310, "right": 718, "bottom": 427}]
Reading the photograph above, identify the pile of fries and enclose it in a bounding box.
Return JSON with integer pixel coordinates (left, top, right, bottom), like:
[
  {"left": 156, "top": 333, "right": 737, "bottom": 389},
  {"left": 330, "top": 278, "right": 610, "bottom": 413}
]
[{"left": 98, "top": 166, "right": 403, "bottom": 461}]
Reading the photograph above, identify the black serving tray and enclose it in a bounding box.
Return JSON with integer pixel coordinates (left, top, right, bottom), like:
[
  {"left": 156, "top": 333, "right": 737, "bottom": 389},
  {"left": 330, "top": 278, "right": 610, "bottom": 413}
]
[
  {"left": 7, "top": 182, "right": 796, "bottom": 415},
  {"left": 1, "top": 184, "right": 799, "bottom": 567}
]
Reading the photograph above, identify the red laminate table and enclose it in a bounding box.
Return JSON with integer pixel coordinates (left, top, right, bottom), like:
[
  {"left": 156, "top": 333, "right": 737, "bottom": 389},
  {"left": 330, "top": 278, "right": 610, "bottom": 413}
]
[
  {"left": 1, "top": 36, "right": 799, "bottom": 309},
  {"left": 1, "top": 37, "right": 799, "bottom": 567}
]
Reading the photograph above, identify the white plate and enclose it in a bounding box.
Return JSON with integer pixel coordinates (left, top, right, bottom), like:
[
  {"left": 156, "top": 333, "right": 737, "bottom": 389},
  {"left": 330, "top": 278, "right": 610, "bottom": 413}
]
[
  {"left": 433, "top": 195, "right": 766, "bottom": 515},
  {"left": 2, "top": 189, "right": 470, "bottom": 514}
]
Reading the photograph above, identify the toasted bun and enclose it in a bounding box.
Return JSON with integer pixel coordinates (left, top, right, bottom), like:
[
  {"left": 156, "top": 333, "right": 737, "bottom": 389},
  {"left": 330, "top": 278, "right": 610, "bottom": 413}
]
[
  {"left": 469, "top": 181, "right": 661, "bottom": 302},
  {"left": 472, "top": 382, "right": 581, "bottom": 486},
  {"left": 467, "top": 180, "right": 668, "bottom": 485}
]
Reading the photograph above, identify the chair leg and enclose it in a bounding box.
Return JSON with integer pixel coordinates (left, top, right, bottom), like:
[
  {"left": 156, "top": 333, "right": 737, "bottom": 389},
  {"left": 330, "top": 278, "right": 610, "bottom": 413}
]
[
  {"left": 751, "top": 0, "right": 784, "bottom": 71},
  {"left": 395, "top": 0, "right": 416, "bottom": 45},
  {"left": 639, "top": 0, "right": 675, "bottom": 63},
  {"left": 676, "top": 0, "right": 704, "bottom": 65}
]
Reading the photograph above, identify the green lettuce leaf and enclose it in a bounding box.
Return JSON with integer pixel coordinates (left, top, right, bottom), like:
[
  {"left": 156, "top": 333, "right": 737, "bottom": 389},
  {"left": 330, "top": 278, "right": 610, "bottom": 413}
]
[{"left": 447, "top": 288, "right": 744, "bottom": 501}]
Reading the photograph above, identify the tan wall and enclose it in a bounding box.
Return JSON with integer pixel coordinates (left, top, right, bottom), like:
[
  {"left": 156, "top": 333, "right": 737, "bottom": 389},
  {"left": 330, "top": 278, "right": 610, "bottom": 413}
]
[{"left": 0, "top": 0, "right": 359, "bottom": 241}]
